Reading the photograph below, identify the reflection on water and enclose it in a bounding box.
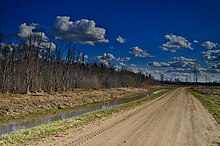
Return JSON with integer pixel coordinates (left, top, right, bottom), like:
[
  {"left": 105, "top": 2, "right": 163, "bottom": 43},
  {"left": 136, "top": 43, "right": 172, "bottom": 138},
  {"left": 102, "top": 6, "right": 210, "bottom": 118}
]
[{"left": 0, "top": 90, "right": 164, "bottom": 135}]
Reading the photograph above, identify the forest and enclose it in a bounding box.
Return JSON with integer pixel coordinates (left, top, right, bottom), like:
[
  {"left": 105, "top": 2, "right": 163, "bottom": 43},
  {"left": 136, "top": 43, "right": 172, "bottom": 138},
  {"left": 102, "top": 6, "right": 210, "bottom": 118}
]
[{"left": 0, "top": 32, "right": 156, "bottom": 93}]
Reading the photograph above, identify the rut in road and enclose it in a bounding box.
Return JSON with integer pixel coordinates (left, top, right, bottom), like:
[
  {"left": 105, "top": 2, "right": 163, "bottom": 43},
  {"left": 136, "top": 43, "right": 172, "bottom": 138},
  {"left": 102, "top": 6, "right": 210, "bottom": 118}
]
[{"left": 38, "top": 88, "right": 220, "bottom": 146}]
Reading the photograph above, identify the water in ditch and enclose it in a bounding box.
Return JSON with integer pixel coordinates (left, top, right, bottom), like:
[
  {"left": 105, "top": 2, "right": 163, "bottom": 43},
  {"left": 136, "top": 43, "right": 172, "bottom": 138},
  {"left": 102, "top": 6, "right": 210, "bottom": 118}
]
[{"left": 0, "top": 90, "right": 165, "bottom": 135}]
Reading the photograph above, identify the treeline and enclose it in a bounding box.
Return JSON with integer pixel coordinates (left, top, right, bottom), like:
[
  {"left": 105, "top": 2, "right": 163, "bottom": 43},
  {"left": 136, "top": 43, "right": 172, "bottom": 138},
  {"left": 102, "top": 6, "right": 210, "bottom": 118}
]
[{"left": 0, "top": 35, "right": 157, "bottom": 94}]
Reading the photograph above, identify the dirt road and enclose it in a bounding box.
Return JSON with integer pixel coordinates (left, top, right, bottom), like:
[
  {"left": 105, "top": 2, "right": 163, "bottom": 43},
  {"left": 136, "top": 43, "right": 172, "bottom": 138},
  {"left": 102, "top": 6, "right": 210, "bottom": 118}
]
[{"left": 37, "top": 88, "right": 220, "bottom": 146}]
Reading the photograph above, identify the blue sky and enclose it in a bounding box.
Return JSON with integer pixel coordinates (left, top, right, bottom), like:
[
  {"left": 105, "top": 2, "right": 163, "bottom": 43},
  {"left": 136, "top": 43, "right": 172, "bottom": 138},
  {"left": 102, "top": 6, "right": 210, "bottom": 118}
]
[{"left": 1, "top": 0, "right": 220, "bottom": 82}]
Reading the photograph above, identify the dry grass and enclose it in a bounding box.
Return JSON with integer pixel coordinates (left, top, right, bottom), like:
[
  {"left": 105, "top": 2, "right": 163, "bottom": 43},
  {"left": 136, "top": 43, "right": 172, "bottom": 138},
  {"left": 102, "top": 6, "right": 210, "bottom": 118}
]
[{"left": 0, "top": 87, "right": 160, "bottom": 122}]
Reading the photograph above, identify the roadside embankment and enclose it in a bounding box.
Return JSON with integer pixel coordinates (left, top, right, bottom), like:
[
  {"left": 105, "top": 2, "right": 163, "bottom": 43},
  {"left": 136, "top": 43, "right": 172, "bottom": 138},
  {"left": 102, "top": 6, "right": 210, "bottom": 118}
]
[
  {"left": 189, "top": 86, "right": 220, "bottom": 124},
  {"left": 0, "top": 87, "right": 169, "bottom": 145},
  {"left": 0, "top": 86, "right": 163, "bottom": 122}
]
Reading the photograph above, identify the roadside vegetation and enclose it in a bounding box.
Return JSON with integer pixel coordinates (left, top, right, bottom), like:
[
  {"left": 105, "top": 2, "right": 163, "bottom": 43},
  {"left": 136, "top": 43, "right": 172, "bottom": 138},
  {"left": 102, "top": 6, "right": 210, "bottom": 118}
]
[
  {"left": 191, "top": 86, "right": 220, "bottom": 97},
  {"left": 0, "top": 89, "right": 170, "bottom": 145},
  {"left": 190, "top": 86, "right": 220, "bottom": 124},
  {"left": 0, "top": 87, "right": 165, "bottom": 123}
]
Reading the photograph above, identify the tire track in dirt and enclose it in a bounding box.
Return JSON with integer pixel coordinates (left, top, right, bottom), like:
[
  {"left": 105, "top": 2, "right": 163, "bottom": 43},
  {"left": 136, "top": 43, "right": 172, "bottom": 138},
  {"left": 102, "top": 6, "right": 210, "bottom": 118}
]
[
  {"left": 64, "top": 89, "right": 179, "bottom": 146},
  {"left": 37, "top": 88, "right": 220, "bottom": 146}
]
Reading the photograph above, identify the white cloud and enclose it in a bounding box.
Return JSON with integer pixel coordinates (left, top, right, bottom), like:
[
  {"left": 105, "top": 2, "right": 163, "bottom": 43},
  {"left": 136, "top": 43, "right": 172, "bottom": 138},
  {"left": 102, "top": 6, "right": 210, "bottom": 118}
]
[
  {"left": 18, "top": 23, "right": 38, "bottom": 38},
  {"left": 207, "top": 73, "right": 220, "bottom": 83},
  {"left": 96, "top": 53, "right": 115, "bottom": 65},
  {"left": 207, "top": 68, "right": 220, "bottom": 73},
  {"left": 160, "top": 34, "right": 193, "bottom": 52},
  {"left": 116, "top": 36, "right": 126, "bottom": 43},
  {"left": 167, "top": 68, "right": 194, "bottom": 74},
  {"left": 172, "top": 56, "right": 195, "bottom": 62},
  {"left": 148, "top": 56, "right": 199, "bottom": 72},
  {"left": 147, "top": 55, "right": 220, "bottom": 82},
  {"left": 203, "top": 49, "right": 220, "bottom": 55},
  {"left": 161, "top": 47, "right": 169, "bottom": 51},
  {"left": 54, "top": 16, "right": 109, "bottom": 45},
  {"left": 116, "top": 57, "right": 131, "bottom": 62},
  {"left": 130, "top": 64, "right": 137, "bottom": 67},
  {"left": 148, "top": 61, "right": 170, "bottom": 67},
  {"left": 170, "top": 56, "right": 198, "bottom": 69},
  {"left": 166, "top": 72, "right": 193, "bottom": 82},
  {"left": 119, "top": 62, "right": 126, "bottom": 66},
  {"left": 18, "top": 23, "right": 56, "bottom": 50},
  {"left": 193, "top": 40, "right": 199, "bottom": 43},
  {"left": 202, "top": 49, "right": 220, "bottom": 63},
  {"left": 147, "top": 56, "right": 206, "bottom": 82},
  {"left": 202, "top": 48, "right": 220, "bottom": 74},
  {"left": 201, "top": 41, "right": 218, "bottom": 49},
  {"left": 96, "top": 54, "right": 131, "bottom": 67},
  {"left": 129, "top": 46, "right": 154, "bottom": 58},
  {"left": 210, "top": 63, "right": 220, "bottom": 69},
  {"left": 75, "top": 53, "right": 89, "bottom": 63},
  {"left": 38, "top": 42, "right": 56, "bottom": 50},
  {"left": 79, "top": 53, "right": 88, "bottom": 59}
]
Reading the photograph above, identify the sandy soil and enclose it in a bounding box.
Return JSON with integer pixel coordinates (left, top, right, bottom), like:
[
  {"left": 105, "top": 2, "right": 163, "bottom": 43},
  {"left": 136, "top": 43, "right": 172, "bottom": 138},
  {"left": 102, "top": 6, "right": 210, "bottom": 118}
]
[
  {"left": 36, "top": 88, "right": 220, "bottom": 146},
  {"left": 0, "top": 87, "right": 149, "bottom": 120}
]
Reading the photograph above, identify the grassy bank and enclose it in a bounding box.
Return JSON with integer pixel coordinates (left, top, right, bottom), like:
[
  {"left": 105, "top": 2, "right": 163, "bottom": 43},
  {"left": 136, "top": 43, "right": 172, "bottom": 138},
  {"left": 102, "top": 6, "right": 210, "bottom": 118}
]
[
  {"left": 0, "top": 87, "right": 157, "bottom": 123},
  {"left": 0, "top": 92, "right": 142, "bottom": 123},
  {"left": 0, "top": 89, "right": 170, "bottom": 145},
  {"left": 190, "top": 90, "right": 220, "bottom": 124}
]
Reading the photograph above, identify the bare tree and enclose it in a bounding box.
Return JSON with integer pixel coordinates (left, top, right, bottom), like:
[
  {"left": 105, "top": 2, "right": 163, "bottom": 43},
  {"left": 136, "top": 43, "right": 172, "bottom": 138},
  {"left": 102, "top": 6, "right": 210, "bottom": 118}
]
[{"left": 0, "top": 34, "right": 157, "bottom": 93}]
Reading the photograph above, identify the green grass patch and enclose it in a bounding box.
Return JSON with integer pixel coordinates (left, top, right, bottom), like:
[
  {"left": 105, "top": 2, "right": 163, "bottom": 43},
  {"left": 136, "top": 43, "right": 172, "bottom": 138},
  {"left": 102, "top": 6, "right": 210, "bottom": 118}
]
[
  {"left": 0, "top": 89, "right": 170, "bottom": 145},
  {"left": 190, "top": 90, "right": 220, "bottom": 124}
]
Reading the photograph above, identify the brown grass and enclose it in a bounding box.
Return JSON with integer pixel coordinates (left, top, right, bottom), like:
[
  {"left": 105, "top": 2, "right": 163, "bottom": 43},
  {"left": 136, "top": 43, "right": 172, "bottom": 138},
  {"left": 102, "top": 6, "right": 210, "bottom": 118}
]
[{"left": 0, "top": 87, "right": 161, "bottom": 122}]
